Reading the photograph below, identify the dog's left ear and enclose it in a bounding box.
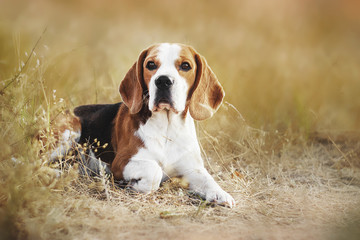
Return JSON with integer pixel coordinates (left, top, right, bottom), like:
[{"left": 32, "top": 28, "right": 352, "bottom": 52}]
[
  {"left": 189, "top": 53, "right": 225, "bottom": 121},
  {"left": 119, "top": 49, "right": 148, "bottom": 114}
]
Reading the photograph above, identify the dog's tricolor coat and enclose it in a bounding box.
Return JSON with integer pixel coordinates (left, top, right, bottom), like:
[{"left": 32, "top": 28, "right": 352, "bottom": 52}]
[{"left": 52, "top": 43, "right": 235, "bottom": 207}]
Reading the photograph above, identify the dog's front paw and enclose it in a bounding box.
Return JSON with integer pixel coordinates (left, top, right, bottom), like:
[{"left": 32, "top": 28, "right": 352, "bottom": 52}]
[{"left": 206, "top": 189, "right": 235, "bottom": 208}]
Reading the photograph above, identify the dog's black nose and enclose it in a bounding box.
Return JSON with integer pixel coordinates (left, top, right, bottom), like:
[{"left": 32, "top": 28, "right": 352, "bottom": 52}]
[{"left": 155, "top": 76, "right": 173, "bottom": 90}]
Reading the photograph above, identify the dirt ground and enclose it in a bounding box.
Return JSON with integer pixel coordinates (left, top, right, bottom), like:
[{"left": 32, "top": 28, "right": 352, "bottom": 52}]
[{"left": 1, "top": 122, "right": 359, "bottom": 240}]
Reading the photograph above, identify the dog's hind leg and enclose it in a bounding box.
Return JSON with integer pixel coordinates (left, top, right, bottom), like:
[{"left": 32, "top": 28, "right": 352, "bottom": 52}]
[
  {"left": 45, "top": 111, "right": 112, "bottom": 178},
  {"left": 49, "top": 129, "right": 81, "bottom": 163},
  {"left": 78, "top": 149, "right": 111, "bottom": 177}
]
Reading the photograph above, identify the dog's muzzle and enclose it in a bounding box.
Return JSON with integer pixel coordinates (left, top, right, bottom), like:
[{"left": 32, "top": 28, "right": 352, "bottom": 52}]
[{"left": 153, "top": 75, "right": 175, "bottom": 112}]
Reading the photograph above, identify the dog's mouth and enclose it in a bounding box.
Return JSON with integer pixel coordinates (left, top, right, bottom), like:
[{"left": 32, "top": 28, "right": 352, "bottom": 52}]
[
  {"left": 158, "top": 98, "right": 171, "bottom": 109},
  {"left": 152, "top": 98, "right": 178, "bottom": 113}
]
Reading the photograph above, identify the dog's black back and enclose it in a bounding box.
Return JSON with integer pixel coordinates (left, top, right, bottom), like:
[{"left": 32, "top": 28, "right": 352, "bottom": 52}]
[{"left": 74, "top": 102, "right": 122, "bottom": 164}]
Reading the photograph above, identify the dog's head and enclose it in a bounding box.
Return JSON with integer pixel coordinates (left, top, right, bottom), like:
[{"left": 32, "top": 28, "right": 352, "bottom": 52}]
[{"left": 119, "top": 43, "right": 224, "bottom": 120}]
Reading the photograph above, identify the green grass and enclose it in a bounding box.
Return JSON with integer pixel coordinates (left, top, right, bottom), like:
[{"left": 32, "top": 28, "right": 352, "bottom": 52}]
[{"left": 1, "top": 0, "right": 360, "bottom": 239}]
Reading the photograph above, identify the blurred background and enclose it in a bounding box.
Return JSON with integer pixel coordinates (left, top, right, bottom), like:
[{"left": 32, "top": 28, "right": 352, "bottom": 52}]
[
  {"left": 1, "top": 2, "right": 360, "bottom": 239},
  {"left": 1, "top": 0, "right": 360, "bottom": 134}
]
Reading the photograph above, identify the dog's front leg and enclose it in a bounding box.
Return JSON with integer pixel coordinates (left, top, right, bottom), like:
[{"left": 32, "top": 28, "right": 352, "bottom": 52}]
[
  {"left": 182, "top": 167, "right": 235, "bottom": 208},
  {"left": 122, "top": 159, "right": 163, "bottom": 194}
]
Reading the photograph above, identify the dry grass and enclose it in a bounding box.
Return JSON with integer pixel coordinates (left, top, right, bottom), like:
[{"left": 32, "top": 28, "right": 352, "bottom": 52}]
[{"left": 1, "top": 0, "right": 360, "bottom": 239}]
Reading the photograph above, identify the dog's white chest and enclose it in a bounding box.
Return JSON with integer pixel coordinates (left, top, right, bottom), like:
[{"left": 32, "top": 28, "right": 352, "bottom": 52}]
[{"left": 135, "top": 111, "right": 200, "bottom": 176}]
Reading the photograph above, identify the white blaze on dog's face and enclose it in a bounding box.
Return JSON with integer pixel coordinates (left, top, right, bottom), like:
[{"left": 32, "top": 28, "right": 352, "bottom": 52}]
[{"left": 143, "top": 43, "right": 197, "bottom": 114}]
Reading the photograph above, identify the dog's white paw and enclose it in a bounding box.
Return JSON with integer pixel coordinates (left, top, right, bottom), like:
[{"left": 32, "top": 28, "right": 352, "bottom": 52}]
[{"left": 206, "top": 189, "right": 235, "bottom": 208}]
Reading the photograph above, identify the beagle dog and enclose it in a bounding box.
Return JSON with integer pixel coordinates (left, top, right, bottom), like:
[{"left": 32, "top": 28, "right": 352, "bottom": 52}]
[{"left": 51, "top": 43, "right": 235, "bottom": 207}]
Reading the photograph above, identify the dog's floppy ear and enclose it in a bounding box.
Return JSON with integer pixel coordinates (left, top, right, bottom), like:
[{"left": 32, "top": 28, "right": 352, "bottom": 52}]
[
  {"left": 189, "top": 53, "right": 225, "bottom": 121},
  {"left": 119, "top": 49, "right": 148, "bottom": 114}
]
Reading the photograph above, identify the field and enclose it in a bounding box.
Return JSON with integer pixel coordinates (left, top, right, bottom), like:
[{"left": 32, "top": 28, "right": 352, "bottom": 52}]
[{"left": 1, "top": 0, "right": 360, "bottom": 239}]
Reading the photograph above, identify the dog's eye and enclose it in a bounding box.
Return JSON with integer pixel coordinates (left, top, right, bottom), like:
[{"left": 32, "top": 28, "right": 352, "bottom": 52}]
[
  {"left": 180, "top": 62, "right": 191, "bottom": 71},
  {"left": 146, "top": 61, "right": 157, "bottom": 71}
]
